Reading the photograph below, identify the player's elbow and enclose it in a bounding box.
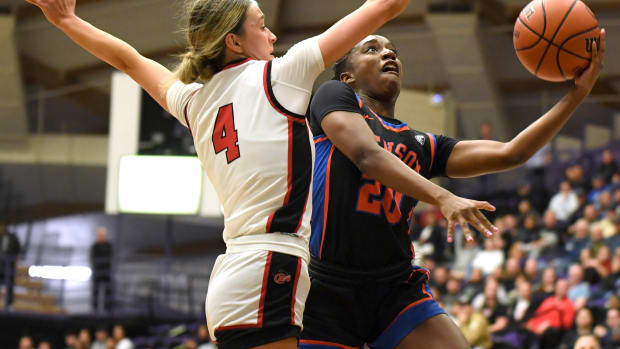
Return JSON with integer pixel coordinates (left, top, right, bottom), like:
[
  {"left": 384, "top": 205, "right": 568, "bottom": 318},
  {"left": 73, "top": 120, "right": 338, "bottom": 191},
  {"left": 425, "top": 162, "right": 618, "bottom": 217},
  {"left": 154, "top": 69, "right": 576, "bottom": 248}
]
[
  {"left": 500, "top": 143, "right": 528, "bottom": 168},
  {"left": 353, "top": 146, "right": 383, "bottom": 175}
]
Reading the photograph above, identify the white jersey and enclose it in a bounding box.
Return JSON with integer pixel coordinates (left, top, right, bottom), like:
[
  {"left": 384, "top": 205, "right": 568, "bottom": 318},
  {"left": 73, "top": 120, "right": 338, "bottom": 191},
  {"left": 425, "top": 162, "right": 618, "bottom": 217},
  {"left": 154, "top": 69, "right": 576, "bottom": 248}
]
[{"left": 166, "top": 38, "right": 324, "bottom": 262}]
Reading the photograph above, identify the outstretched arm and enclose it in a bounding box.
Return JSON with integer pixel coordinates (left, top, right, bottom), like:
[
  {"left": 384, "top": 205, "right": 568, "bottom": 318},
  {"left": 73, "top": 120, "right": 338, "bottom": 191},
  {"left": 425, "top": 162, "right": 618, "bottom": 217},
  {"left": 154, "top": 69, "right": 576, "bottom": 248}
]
[
  {"left": 317, "top": 0, "right": 410, "bottom": 67},
  {"left": 322, "top": 111, "right": 497, "bottom": 242},
  {"left": 446, "top": 29, "right": 606, "bottom": 178},
  {"left": 26, "top": 0, "right": 175, "bottom": 112}
]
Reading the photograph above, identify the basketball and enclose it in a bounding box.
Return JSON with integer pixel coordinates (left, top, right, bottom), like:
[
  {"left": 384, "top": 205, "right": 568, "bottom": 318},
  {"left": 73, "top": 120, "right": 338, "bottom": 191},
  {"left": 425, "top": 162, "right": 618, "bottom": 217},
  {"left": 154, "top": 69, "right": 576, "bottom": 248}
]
[{"left": 513, "top": 0, "right": 600, "bottom": 82}]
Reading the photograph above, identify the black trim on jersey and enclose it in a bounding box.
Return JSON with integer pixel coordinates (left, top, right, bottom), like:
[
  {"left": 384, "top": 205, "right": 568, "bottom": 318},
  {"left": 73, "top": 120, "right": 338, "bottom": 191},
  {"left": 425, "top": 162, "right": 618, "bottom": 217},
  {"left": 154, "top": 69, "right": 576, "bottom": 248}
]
[
  {"left": 265, "top": 61, "right": 306, "bottom": 120},
  {"left": 267, "top": 121, "right": 313, "bottom": 233},
  {"left": 215, "top": 326, "right": 300, "bottom": 349}
]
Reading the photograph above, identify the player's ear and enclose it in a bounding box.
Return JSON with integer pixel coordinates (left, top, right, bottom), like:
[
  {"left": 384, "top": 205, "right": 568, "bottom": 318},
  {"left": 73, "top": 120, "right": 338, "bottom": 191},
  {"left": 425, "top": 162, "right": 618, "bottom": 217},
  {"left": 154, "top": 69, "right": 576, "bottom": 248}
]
[
  {"left": 340, "top": 72, "right": 355, "bottom": 85},
  {"left": 225, "top": 33, "right": 244, "bottom": 54}
]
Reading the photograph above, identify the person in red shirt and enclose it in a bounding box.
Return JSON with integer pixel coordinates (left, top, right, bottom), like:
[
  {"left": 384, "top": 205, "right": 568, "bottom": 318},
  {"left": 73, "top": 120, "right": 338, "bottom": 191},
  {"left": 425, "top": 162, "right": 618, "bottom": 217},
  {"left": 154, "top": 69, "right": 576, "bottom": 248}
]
[{"left": 528, "top": 278, "right": 575, "bottom": 348}]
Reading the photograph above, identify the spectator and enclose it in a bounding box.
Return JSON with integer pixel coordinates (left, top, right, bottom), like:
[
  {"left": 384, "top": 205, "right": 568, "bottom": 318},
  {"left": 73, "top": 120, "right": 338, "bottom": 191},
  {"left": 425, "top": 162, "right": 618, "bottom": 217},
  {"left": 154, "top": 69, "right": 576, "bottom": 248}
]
[
  {"left": 500, "top": 257, "right": 521, "bottom": 292},
  {"left": 527, "top": 279, "right": 575, "bottom": 347},
  {"left": 112, "top": 325, "right": 133, "bottom": 349},
  {"left": 594, "top": 307, "right": 620, "bottom": 349},
  {"left": 534, "top": 266, "right": 557, "bottom": 301},
  {"left": 511, "top": 279, "right": 536, "bottom": 324},
  {"left": 19, "top": 336, "right": 34, "bottom": 349},
  {"left": 549, "top": 181, "right": 580, "bottom": 223},
  {"left": 517, "top": 199, "right": 538, "bottom": 228},
  {"left": 590, "top": 225, "right": 606, "bottom": 257},
  {"left": 442, "top": 277, "right": 462, "bottom": 312},
  {"left": 456, "top": 296, "right": 492, "bottom": 349},
  {"left": 0, "top": 224, "right": 20, "bottom": 310},
  {"left": 197, "top": 324, "right": 216, "bottom": 349},
  {"left": 589, "top": 176, "right": 608, "bottom": 205},
  {"left": 472, "top": 238, "right": 505, "bottom": 276},
  {"left": 561, "top": 307, "right": 596, "bottom": 349},
  {"left": 462, "top": 268, "right": 485, "bottom": 302},
  {"left": 524, "top": 258, "right": 540, "bottom": 284},
  {"left": 567, "top": 264, "right": 590, "bottom": 310},
  {"left": 64, "top": 332, "right": 77, "bottom": 349},
  {"left": 598, "top": 192, "right": 614, "bottom": 212},
  {"left": 38, "top": 341, "right": 52, "bottom": 349},
  {"left": 182, "top": 339, "right": 198, "bottom": 349},
  {"left": 567, "top": 164, "right": 591, "bottom": 196},
  {"left": 92, "top": 328, "right": 108, "bottom": 349},
  {"left": 566, "top": 219, "right": 591, "bottom": 263},
  {"left": 429, "top": 266, "right": 448, "bottom": 296},
  {"left": 90, "top": 227, "right": 113, "bottom": 313},
  {"left": 573, "top": 335, "right": 601, "bottom": 349},
  {"left": 414, "top": 211, "right": 447, "bottom": 263},
  {"left": 569, "top": 188, "right": 589, "bottom": 225},
  {"left": 473, "top": 277, "right": 509, "bottom": 335},
  {"left": 78, "top": 329, "right": 91, "bottom": 349},
  {"left": 595, "top": 210, "right": 617, "bottom": 239},
  {"left": 104, "top": 339, "right": 115, "bottom": 349},
  {"left": 602, "top": 254, "right": 619, "bottom": 296},
  {"left": 596, "top": 150, "right": 617, "bottom": 184}
]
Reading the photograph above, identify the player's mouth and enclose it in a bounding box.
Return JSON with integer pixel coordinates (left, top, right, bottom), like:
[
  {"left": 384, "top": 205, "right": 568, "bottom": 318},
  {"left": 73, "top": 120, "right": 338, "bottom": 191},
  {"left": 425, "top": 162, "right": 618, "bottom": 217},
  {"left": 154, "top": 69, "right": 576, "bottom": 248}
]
[{"left": 381, "top": 61, "right": 400, "bottom": 76}]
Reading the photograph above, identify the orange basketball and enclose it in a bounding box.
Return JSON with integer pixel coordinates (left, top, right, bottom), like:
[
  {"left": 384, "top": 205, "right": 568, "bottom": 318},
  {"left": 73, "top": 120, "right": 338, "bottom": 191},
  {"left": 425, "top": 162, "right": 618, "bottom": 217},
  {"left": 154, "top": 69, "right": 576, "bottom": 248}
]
[{"left": 513, "top": 0, "right": 600, "bottom": 82}]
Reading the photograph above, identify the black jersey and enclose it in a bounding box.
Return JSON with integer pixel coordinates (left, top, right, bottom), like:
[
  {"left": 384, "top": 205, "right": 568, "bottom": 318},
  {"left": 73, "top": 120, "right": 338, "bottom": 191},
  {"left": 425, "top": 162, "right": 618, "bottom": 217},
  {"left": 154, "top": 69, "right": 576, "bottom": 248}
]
[{"left": 308, "top": 81, "right": 458, "bottom": 269}]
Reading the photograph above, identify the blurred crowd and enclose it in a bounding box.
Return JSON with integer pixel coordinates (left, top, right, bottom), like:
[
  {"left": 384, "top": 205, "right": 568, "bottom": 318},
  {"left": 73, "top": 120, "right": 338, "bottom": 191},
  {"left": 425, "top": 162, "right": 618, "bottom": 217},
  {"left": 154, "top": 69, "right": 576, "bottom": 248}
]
[{"left": 414, "top": 149, "right": 620, "bottom": 349}]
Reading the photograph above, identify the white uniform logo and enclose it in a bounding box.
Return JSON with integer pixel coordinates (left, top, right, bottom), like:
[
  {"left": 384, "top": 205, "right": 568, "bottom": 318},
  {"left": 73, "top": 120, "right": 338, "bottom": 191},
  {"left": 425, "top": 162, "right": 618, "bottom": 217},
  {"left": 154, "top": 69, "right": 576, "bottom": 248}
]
[{"left": 415, "top": 135, "right": 425, "bottom": 146}]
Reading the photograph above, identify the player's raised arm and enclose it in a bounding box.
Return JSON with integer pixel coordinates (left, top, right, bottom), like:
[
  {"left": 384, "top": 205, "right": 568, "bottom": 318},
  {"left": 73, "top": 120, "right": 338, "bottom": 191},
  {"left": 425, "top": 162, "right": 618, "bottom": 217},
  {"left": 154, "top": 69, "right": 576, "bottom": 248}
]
[
  {"left": 445, "top": 29, "right": 606, "bottom": 178},
  {"left": 317, "top": 0, "right": 410, "bottom": 67},
  {"left": 25, "top": 0, "right": 175, "bottom": 112}
]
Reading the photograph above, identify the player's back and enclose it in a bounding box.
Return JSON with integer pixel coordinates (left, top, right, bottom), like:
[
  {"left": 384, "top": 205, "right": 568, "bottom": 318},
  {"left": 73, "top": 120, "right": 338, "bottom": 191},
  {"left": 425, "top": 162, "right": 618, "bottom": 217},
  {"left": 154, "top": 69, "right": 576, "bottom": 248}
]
[{"left": 166, "top": 39, "right": 324, "bottom": 262}]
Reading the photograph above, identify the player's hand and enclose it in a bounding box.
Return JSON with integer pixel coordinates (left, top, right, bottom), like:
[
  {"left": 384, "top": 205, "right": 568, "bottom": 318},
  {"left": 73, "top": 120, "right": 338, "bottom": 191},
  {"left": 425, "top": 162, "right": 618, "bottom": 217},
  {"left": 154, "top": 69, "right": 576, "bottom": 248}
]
[
  {"left": 437, "top": 194, "right": 497, "bottom": 243},
  {"left": 24, "top": 0, "right": 76, "bottom": 27},
  {"left": 574, "top": 28, "right": 605, "bottom": 96}
]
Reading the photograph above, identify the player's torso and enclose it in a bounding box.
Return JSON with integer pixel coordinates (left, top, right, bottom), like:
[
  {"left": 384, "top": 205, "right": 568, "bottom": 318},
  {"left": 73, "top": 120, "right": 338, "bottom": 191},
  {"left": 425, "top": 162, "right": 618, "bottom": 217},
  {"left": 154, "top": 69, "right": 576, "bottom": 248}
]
[
  {"left": 310, "top": 103, "right": 433, "bottom": 268},
  {"left": 187, "top": 60, "right": 314, "bottom": 245}
]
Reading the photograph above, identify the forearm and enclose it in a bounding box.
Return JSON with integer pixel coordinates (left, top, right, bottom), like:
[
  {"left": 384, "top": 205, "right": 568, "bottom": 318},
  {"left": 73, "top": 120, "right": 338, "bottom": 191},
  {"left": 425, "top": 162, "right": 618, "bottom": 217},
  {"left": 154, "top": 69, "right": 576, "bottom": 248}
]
[
  {"left": 56, "top": 15, "right": 142, "bottom": 74},
  {"left": 359, "top": 148, "right": 452, "bottom": 205},
  {"left": 503, "top": 87, "right": 587, "bottom": 164}
]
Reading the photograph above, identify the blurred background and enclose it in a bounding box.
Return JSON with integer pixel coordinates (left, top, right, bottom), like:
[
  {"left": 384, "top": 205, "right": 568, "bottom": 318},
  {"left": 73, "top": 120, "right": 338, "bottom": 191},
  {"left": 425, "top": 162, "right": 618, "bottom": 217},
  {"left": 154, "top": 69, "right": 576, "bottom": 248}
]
[{"left": 0, "top": 0, "right": 618, "bottom": 348}]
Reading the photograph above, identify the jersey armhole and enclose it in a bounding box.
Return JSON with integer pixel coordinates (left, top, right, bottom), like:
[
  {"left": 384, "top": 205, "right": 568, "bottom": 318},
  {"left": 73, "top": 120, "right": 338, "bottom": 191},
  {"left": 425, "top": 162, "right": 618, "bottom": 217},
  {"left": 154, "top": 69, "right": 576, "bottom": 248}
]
[{"left": 262, "top": 61, "right": 306, "bottom": 122}]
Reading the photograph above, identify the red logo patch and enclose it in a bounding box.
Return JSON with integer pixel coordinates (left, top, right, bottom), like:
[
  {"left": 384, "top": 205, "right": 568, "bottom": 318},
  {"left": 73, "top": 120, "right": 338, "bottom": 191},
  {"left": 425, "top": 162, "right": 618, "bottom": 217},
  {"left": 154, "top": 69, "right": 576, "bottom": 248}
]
[{"left": 273, "top": 272, "right": 292, "bottom": 284}]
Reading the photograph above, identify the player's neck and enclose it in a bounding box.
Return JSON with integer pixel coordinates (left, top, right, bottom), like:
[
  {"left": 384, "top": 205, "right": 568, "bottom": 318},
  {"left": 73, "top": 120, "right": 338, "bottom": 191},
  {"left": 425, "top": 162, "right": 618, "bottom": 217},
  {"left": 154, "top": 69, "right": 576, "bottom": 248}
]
[{"left": 358, "top": 93, "right": 395, "bottom": 118}]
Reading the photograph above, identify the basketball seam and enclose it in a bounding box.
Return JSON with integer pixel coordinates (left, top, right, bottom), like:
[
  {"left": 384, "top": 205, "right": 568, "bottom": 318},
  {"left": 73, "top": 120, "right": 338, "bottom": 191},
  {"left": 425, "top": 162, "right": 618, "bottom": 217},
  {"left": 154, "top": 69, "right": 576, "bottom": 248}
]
[
  {"left": 534, "top": 0, "right": 578, "bottom": 76},
  {"left": 515, "top": 0, "right": 546, "bottom": 51},
  {"left": 556, "top": 25, "right": 599, "bottom": 79},
  {"left": 516, "top": 22, "right": 595, "bottom": 60}
]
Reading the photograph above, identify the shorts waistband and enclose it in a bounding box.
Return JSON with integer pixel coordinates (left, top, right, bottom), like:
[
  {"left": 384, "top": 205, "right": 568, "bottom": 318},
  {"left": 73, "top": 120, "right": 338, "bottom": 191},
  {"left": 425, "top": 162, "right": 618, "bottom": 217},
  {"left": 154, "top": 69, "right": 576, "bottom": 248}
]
[
  {"left": 225, "top": 233, "right": 310, "bottom": 263},
  {"left": 309, "top": 257, "right": 412, "bottom": 285}
]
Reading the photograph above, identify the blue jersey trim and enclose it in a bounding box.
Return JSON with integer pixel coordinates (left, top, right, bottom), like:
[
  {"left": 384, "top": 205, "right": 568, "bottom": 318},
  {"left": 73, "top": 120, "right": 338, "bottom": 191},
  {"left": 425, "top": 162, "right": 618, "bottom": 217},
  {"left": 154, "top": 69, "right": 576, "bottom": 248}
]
[{"left": 310, "top": 138, "right": 332, "bottom": 258}]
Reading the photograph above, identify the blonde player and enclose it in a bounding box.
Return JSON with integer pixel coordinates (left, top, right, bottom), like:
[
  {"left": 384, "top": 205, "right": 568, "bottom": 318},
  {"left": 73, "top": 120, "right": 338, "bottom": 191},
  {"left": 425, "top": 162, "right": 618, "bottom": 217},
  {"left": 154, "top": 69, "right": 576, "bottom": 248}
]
[{"left": 28, "top": 0, "right": 498, "bottom": 347}]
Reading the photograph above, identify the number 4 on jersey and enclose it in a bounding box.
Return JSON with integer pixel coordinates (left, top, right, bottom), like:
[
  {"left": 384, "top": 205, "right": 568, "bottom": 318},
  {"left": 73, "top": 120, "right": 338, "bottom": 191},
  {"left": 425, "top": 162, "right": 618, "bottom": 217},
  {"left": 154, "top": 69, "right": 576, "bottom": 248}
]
[{"left": 212, "top": 104, "right": 241, "bottom": 163}]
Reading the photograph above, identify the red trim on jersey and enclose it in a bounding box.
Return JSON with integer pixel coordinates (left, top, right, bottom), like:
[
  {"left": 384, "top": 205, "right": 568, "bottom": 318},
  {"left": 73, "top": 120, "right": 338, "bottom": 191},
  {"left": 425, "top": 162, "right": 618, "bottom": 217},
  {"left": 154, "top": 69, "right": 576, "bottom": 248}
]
[
  {"left": 290, "top": 257, "right": 302, "bottom": 325},
  {"left": 426, "top": 132, "right": 436, "bottom": 173},
  {"left": 215, "top": 323, "right": 260, "bottom": 331},
  {"left": 221, "top": 58, "right": 253, "bottom": 71},
  {"left": 369, "top": 109, "right": 410, "bottom": 133},
  {"left": 262, "top": 63, "right": 305, "bottom": 124},
  {"left": 378, "top": 269, "right": 433, "bottom": 336},
  {"left": 183, "top": 89, "right": 201, "bottom": 137},
  {"left": 319, "top": 145, "right": 336, "bottom": 259},
  {"left": 314, "top": 136, "right": 329, "bottom": 144},
  {"left": 300, "top": 340, "right": 358, "bottom": 349}
]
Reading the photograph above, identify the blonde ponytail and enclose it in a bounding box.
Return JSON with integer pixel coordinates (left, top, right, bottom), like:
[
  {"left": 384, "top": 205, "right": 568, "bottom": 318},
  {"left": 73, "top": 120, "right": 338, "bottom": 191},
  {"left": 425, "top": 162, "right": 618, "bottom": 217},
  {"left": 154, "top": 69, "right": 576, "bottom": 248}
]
[{"left": 174, "top": 0, "right": 253, "bottom": 83}]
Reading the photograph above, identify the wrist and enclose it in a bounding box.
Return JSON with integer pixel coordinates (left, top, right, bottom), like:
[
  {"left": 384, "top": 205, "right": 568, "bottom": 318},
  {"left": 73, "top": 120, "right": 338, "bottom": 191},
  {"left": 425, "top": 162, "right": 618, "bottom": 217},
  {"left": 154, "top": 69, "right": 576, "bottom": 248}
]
[
  {"left": 570, "top": 85, "right": 590, "bottom": 100},
  {"left": 56, "top": 14, "right": 80, "bottom": 29},
  {"left": 433, "top": 189, "right": 453, "bottom": 206}
]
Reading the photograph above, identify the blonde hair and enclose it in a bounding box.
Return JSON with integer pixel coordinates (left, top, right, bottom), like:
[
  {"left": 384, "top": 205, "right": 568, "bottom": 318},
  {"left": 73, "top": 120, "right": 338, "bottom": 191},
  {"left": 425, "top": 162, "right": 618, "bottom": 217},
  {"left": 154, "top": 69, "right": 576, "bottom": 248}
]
[{"left": 175, "top": 0, "right": 254, "bottom": 83}]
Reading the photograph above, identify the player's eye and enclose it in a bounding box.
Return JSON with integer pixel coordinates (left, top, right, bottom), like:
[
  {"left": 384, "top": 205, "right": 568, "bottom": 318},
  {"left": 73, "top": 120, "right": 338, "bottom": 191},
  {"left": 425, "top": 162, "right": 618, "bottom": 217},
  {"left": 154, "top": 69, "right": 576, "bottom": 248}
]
[{"left": 365, "top": 46, "right": 378, "bottom": 53}]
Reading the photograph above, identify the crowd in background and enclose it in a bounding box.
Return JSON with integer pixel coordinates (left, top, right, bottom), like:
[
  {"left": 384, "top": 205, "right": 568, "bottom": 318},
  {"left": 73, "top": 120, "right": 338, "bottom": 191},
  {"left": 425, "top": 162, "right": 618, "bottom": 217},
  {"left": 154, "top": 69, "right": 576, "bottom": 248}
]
[
  {"left": 414, "top": 148, "right": 620, "bottom": 349},
  {"left": 16, "top": 323, "right": 216, "bottom": 349}
]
